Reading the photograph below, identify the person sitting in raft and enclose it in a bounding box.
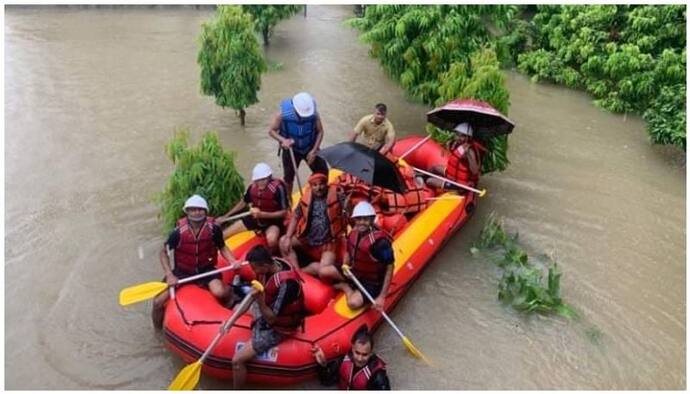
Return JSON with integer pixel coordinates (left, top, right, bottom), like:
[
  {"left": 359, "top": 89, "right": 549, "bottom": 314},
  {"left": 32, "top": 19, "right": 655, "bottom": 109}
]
[
  {"left": 218, "top": 162, "right": 289, "bottom": 251},
  {"left": 152, "top": 195, "right": 239, "bottom": 329},
  {"left": 312, "top": 325, "right": 391, "bottom": 390},
  {"left": 425, "top": 122, "right": 485, "bottom": 192},
  {"left": 350, "top": 103, "right": 396, "bottom": 155},
  {"left": 332, "top": 201, "right": 395, "bottom": 311},
  {"left": 280, "top": 172, "right": 347, "bottom": 278},
  {"left": 268, "top": 92, "right": 329, "bottom": 196},
  {"left": 231, "top": 245, "right": 306, "bottom": 389}
]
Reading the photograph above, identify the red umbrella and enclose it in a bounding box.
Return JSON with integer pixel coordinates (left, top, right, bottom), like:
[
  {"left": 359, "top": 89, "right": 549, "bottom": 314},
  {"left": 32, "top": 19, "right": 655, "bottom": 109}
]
[{"left": 426, "top": 99, "right": 515, "bottom": 138}]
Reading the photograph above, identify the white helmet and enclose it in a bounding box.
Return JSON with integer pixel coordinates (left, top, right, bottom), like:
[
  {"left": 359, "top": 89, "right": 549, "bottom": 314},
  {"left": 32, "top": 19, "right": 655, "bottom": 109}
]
[
  {"left": 292, "top": 92, "right": 315, "bottom": 117},
  {"left": 454, "top": 122, "right": 473, "bottom": 136},
  {"left": 251, "top": 162, "right": 272, "bottom": 181},
  {"left": 183, "top": 194, "right": 209, "bottom": 211},
  {"left": 351, "top": 201, "right": 376, "bottom": 218}
]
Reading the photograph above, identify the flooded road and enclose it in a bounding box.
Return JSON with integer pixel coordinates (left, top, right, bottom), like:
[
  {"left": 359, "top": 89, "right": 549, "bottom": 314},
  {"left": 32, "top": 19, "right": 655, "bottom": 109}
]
[{"left": 5, "top": 5, "right": 685, "bottom": 389}]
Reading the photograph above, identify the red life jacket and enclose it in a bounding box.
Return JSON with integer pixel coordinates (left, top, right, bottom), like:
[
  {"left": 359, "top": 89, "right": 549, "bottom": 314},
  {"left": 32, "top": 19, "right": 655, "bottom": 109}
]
[
  {"left": 174, "top": 217, "right": 218, "bottom": 275},
  {"left": 446, "top": 140, "right": 485, "bottom": 186},
  {"left": 338, "top": 353, "right": 387, "bottom": 390},
  {"left": 295, "top": 184, "right": 346, "bottom": 241},
  {"left": 262, "top": 258, "right": 306, "bottom": 333},
  {"left": 247, "top": 178, "right": 288, "bottom": 225},
  {"left": 347, "top": 228, "right": 391, "bottom": 284}
]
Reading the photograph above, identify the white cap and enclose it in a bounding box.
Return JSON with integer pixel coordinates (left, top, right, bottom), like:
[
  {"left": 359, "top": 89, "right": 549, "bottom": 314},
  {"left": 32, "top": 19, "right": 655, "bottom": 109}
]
[
  {"left": 251, "top": 162, "right": 272, "bottom": 181},
  {"left": 454, "top": 122, "right": 473, "bottom": 136},
  {"left": 351, "top": 201, "right": 376, "bottom": 218},
  {"left": 292, "top": 92, "right": 315, "bottom": 117},
  {"left": 183, "top": 195, "right": 209, "bottom": 211}
]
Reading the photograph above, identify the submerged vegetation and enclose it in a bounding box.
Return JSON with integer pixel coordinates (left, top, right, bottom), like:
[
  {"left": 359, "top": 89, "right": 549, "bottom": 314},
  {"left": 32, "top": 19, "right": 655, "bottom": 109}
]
[
  {"left": 155, "top": 130, "right": 245, "bottom": 234},
  {"left": 472, "top": 214, "right": 578, "bottom": 319}
]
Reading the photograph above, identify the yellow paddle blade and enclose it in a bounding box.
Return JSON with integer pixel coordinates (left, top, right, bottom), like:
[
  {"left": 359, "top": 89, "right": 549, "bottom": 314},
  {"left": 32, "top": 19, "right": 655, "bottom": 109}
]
[
  {"left": 402, "top": 336, "right": 432, "bottom": 366},
  {"left": 119, "top": 281, "right": 168, "bottom": 306},
  {"left": 169, "top": 360, "right": 203, "bottom": 391}
]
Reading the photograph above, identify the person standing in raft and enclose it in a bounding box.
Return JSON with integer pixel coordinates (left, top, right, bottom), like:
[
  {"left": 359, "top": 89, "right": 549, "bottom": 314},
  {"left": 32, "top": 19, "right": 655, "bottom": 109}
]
[
  {"left": 332, "top": 201, "right": 394, "bottom": 311},
  {"left": 268, "top": 92, "right": 329, "bottom": 196},
  {"left": 425, "top": 122, "right": 485, "bottom": 192},
  {"left": 350, "top": 103, "right": 396, "bottom": 155},
  {"left": 231, "top": 245, "right": 306, "bottom": 389},
  {"left": 218, "top": 162, "right": 289, "bottom": 252},
  {"left": 312, "top": 326, "right": 391, "bottom": 390},
  {"left": 151, "top": 195, "right": 239, "bottom": 329},
  {"left": 280, "top": 172, "right": 347, "bottom": 278}
]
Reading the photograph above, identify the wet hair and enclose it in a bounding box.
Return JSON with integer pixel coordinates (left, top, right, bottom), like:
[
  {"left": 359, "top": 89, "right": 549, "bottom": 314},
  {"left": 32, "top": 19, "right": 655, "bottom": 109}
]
[
  {"left": 246, "top": 245, "right": 273, "bottom": 265},
  {"left": 351, "top": 325, "right": 374, "bottom": 348},
  {"left": 375, "top": 103, "right": 387, "bottom": 114}
]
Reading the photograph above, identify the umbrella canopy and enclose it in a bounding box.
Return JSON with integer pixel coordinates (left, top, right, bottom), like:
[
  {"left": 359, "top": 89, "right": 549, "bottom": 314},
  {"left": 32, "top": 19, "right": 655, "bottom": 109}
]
[
  {"left": 426, "top": 99, "right": 515, "bottom": 138},
  {"left": 318, "top": 142, "right": 407, "bottom": 194}
]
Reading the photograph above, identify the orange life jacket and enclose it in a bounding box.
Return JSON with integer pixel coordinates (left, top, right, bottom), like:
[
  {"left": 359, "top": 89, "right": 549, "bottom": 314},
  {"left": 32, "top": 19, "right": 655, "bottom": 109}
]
[
  {"left": 446, "top": 140, "right": 485, "bottom": 186},
  {"left": 295, "top": 184, "right": 346, "bottom": 241}
]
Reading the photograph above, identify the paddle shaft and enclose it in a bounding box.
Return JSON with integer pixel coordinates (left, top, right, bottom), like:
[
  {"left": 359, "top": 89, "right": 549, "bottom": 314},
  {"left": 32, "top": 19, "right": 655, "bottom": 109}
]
[
  {"left": 176, "top": 263, "right": 247, "bottom": 286},
  {"left": 398, "top": 135, "right": 431, "bottom": 161},
  {"left": 216, "top": 211, "right": 252, "bottom": 224},
  {"left": 411, "top": 166, "right": 485, "bottom": 196},
  {"left": 198, "top": 292, "right": 255, "bottom": 363},
  {"left": 288, "top": 148, "right": 304, "bottom": 199},
  {"left": 343, "top": 267, "right": 406, "bottom": 341}
]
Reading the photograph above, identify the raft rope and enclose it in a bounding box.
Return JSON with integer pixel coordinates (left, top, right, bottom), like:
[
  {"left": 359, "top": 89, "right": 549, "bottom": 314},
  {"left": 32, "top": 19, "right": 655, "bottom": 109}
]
[{"left": 172, "top": 290, "right": 223, "bottom": 328}]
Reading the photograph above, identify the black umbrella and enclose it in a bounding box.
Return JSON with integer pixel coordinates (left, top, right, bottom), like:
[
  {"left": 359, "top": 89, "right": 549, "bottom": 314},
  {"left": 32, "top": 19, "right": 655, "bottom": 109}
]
[{"left": 318, "top": 142, "right": 407, "bottom": 194}]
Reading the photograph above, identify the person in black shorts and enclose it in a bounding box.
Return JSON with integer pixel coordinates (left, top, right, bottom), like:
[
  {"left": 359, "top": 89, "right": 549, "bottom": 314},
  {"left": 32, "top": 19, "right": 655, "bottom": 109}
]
[
  {"left": 219, "top": 162, "right": 289, "bottom": 251},
  {"left": 334, "top": 201, "right": 394, "bottom": 311},
  {"left": 152, "top": 195, "right": 240, "bottom": 329}
]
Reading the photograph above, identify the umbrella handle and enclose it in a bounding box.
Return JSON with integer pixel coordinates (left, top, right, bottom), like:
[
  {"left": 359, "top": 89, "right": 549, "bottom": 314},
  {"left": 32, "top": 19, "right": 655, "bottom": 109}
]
[{"left": 288, "top": 148, "right": 303, "bottom": 199}]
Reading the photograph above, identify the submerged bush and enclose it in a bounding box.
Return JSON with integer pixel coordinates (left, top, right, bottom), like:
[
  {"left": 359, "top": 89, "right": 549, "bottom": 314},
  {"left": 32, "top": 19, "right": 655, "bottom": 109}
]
[
  {"left": 472, "top": 213, "right": 578, "bottom": 319},
  {"left": 155, "top": 129, "right": 245, "bottom": 234}
]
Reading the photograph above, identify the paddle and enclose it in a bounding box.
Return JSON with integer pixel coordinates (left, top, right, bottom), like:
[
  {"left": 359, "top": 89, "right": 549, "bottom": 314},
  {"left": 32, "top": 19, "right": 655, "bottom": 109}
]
[
  {"left": 119, "top": 262, "right": 248, "bottom": 306},
  {"left": 288, "top": 147, "right": 304, "bottom": 198},
  {"left": 216, "top": 211, "right": 252, "bottom": 225},
  {"left": 341, "top": 265, "right": 431, "bottom": 365},
  {"left": 168, "top": 280, "right": 264, "bottom": 391},
  {"left": 410, "top": 166, "right": 486, "bottom": 197},
  {"left": 397, "top": 135, "right": 431, "bottom": 161}
]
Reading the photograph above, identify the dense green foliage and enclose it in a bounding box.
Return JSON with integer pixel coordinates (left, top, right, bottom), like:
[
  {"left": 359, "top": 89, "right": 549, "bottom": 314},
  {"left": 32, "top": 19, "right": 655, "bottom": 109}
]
[
  {"left": 198, "top": 5, "right": 267, "bottom": 125},
  {"left": 515, "top": 5, "right": 686, "bottom": 150},
  {"left": 241, "top": 5, "right": 303, "bottom": 46},
  {"left": 349, "top": 5, "right": 518, "bottom": 174},
  {"left": 155, "top": 130, "right": 245, "bottom": 234},
  {"left": 472, "top": 214, "right": 578, "bottom": 319}
]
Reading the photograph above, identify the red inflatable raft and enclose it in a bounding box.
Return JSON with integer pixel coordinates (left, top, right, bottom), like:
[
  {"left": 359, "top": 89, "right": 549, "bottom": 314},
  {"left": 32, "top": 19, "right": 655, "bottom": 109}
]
[{"left": 162, "top": 135, "right": 476, "bottom": 386}]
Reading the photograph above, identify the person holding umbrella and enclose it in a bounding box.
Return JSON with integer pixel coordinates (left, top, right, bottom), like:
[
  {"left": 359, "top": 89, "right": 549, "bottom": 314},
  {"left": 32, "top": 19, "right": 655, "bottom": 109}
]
[
  {"left": 333, "top": 201, "right": 394, "bottom": 311},
  {"left": 268, "top": 92, "right": 329, "bottom": 196},
  {"left": 425, "top": 122, "right": 485, "bottom": 192}
]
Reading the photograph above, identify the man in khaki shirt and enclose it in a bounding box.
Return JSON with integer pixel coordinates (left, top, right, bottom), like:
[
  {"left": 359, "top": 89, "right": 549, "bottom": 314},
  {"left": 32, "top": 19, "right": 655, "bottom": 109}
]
[{"left": 349, "top": 103, "right": 396, "bottom": 155}]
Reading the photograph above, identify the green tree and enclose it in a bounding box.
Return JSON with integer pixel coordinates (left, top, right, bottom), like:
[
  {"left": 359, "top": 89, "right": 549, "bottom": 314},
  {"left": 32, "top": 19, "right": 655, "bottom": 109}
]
[
  {"left": 515, "top": 5, "right": 686, "bottom": 150},
  {"left": 241, "top": 5, "right": 303, "bottom": 46},
  {"left": 198, "top": 5, "right": 267, "bottom": 126},
  {"left": 155, "top": 129, "right": 245, "bottom": 234},
  {"left": 349, "top": 5, "right": 518, "bottom": 173}
]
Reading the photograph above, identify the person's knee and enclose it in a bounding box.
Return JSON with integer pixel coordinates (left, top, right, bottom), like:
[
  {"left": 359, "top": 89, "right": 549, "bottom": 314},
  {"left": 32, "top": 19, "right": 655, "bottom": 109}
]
[{"left": 209, "top": 281, "right": 226, "bottom": 298}]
